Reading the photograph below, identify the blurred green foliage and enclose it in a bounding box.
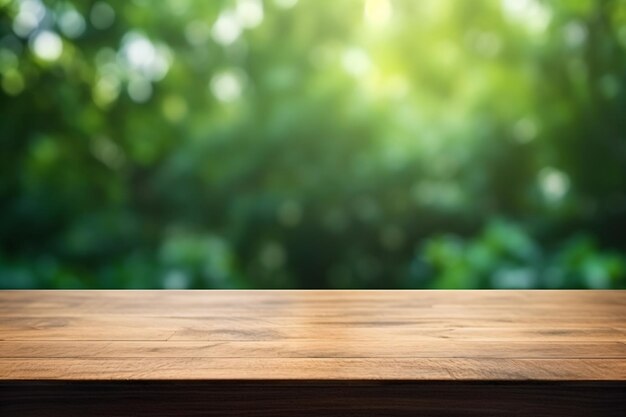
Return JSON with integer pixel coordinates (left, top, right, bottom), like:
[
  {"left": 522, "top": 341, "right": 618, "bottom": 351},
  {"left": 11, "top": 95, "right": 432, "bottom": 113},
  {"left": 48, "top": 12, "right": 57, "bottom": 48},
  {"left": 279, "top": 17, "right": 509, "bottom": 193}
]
[{"left": 1, "top": 0, "right": 625, "bottom": 289}]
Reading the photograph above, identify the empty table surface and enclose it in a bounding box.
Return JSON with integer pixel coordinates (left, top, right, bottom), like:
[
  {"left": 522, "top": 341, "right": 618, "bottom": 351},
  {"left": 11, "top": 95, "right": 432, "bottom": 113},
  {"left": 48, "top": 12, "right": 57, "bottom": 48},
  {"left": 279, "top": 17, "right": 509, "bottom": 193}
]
[{"left": 1, "top": 290, "right": 625, "bottom": 416}]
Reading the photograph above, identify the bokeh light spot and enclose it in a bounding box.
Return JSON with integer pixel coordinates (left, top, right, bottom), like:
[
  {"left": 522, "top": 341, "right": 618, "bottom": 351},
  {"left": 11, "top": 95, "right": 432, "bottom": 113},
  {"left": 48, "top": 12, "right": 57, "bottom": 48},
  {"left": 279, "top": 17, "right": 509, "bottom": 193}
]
[
  {"left": 342, "top": 47, "right": 371, "bottom": 77},
  {"left": 364, "top": 0, "right": 392, "bottom": 26},
  {"left": 162, "top": 95, "right": 188, "bottom": 122},
  {"left": 210, "top": 69, "right": 245, "bottom": 103},
  {"left": 212, "top": 10, "right": 242, "bottom": 46},
  {"left": 93, "top": 74, "right": 121, "bottom": 108},
  {"left": 1, "top": 68, "right": 24, "bottom": 95},
  {"left": 31, "top": 31, "right": 63, "bottom": 62},
  {"left": 90, "top": 1, "right": 115, "bottom": 30},
  {"left": 539, "top": 167, "right": 569, "bottom": 203},
  {"left": 58, "top": 8, "right": 86, "bottom": 39},
  {"left": 512, "top": 118, "right": 538, "bottom": 143},
  {"left": 236, "top": 0, "right": 264, "bottom": 29},
  {"left": 12, "top": 0, "right": 46, "bottom": 38},
  {"left": 127, "top": 77, "right": 153, "bottom": 103},
  {"left": 120, "top": 32, "right": 171, "bottom": 81}
]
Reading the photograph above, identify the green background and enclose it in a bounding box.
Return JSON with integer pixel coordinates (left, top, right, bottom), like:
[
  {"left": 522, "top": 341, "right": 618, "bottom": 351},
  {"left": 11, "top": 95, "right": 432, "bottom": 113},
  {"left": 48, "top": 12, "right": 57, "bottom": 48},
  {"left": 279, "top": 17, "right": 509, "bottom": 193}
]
[{"left": 1, "top": 0, "right": 626, "bottom": 289}]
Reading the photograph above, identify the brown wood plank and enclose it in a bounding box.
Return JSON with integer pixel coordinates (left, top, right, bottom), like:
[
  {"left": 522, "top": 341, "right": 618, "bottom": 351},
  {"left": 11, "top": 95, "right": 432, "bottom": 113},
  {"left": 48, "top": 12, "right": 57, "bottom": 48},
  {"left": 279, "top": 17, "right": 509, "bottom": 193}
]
[
  {"left": 1, "top": 340, "right": 624, "bottom": 359},
  {"left": 2, "top": 320, "right": 623, "bottom": 342},
  {"left": 1, "top": 357, "right": 625, "bottom": 380},
  {"left": 1, "top": 290, "right": 623, "bottom": 315}
]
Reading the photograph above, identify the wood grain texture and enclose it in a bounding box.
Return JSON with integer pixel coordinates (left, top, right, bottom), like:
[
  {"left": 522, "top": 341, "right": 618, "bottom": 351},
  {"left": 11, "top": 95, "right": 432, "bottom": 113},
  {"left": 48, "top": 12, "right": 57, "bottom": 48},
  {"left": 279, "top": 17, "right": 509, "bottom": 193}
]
[{"left": 0, "top": 290, "right": 625, "bottom": 416}]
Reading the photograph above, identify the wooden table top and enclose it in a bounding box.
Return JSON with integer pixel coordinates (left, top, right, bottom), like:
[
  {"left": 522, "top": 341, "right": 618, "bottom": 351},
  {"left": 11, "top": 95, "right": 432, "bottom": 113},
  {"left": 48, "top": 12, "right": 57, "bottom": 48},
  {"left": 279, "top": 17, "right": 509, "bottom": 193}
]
[{"left": 1, "top": 290, "right": 625, "bottom": 382}]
